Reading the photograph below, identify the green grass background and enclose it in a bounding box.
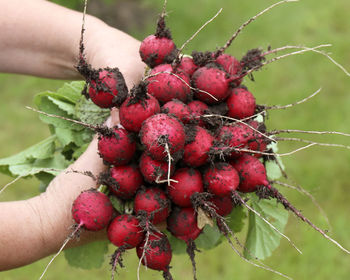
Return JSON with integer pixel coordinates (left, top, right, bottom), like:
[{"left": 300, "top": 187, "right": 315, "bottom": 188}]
[{"left": 1, "top": 0, "right": 350, "bottom": 279}]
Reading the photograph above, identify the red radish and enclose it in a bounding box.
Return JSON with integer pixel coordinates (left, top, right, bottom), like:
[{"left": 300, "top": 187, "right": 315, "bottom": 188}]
[
  {"left": 215, "top": 53, "right": 242, "bottom": 77},
  {"left": 98, "top": 127, "right": 136, "bottom": 166},
  {"left": 226, "top": 87, "right": 256, "bottom": 119},
  {"left": 187, "top": 100, "right": 209, "bottom": 127},
  {"left": 140, "top": 113, "right": 185, "bottom": 161},
  {"left": 245, "top": 120, "right": 268, "bottom": 157},
  {"left": 119, "top": 83, "right": 160, "bottom": 132},
  {"left": 203, "top": 162, "right": 240, "bottom": 197},
  {"left": 192, "top": 64, "right": 231, "bottom": 104},
  {"left": 162, "top": 99, "right": 192, "bottom": 124},
  {"left": 167, "top": 206, "right": 202, "bottom": 280},
  {"left": 134, "top": 187, "right": 170, "bottom": 224},
  {"left": 88, "top": 69, "right": 128, "bottom": 108},
  {"left": 147, "top": 64, "right": 191, "bottom": 103},
  {"left": 247, "top": 136, "right": 268, "bottom": 158},
  {"left": 139, "top": 152, "right": 174, "bottom": 183},
  {"left": 209, "top": 196, "right": 234, "bottom": 217},
  {"left": 177, "top": 56, "right": 198, "bottom": 76},
  {"left": 102, "top": 165, "right": 143, "bottom": 200},
  {"left": 72, "top": 189, "right": 114, "bottom": 231},
  {"left": 217, "top": 122, "right": 256, "bottom": 158},
  {"left": 183, "top": 126, "right": 214, "bottom": 167},
  {"left": 108, "top": 214, "right": 144, "bottom": 248},
  {"left": 230, "top": 154, "right": 270, "bottom": 193},
  {"left": 167, "top": 168, "right": 204, "bottom": 207},
  {"left": 140, "top": 35, "right": 177, "bottom": 68},
  {"left": 167, "top": 207, "right": 202, "bottom": 242},
  {"left": 136, "top": 232, "right": 172, "bottom": 272}
]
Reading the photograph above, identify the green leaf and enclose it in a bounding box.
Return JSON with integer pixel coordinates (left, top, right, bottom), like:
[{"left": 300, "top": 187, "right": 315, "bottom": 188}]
[
  {"left": 48, "top": 95, "right": 76, "bottom": 116},
  {"left": 75, "top": 96, "right": 110, "bottom": 125},
  {"left": 0, "top": 136, "right": 56, "bottom": 176},
  {"left": 244, "top": 194, "right": 289, "bottom": 260},
  {"left": 34, "top": 94, "right": 82, "bottom": 130},
  {"left": 64, "top": 240, "right": 109, "bottom": 269},
  {"left": 196, "top": 225, "right": 223, "bottom": 250},
  {"left": 226, "top": 205, "right": 246, "bottom": 233},
  {"left": 72, "top": 143, "right": 90, "bottom": 159},
  {"left": 265, "top": 159, "right": 284, "bottom": 181},
  {"left": 109, "top": 195, "right": 125, "bottom": 214},
  {"left": 56, "top": 81, "right": 85, "bottom": 104},
  {"left": 8, "top": 153, "right": 70, "bottom": 177},
  {"left": 265, "top": 141, "right": 285, "bottom": 181},
  {"left": 166, "top": 231, "right": 187, "bottom": 255},
  {"left": 36, "top": 172, "right": 56, "bottom": 192}
]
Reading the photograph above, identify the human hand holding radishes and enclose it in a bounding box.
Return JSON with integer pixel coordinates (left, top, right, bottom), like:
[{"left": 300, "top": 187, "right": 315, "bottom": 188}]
[{"left": 0, "top": 0, "right": 145, "bottom": 271}]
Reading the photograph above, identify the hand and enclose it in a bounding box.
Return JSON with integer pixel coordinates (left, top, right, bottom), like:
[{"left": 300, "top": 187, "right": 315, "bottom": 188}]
[{"left": 0, "top": 0, "right": 145, "bottom": 270}]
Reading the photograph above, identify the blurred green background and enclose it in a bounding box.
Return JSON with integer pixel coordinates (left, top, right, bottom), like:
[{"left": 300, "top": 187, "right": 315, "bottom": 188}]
[{"left": 1, "top": 0, "right": 350, "bottom": 279}]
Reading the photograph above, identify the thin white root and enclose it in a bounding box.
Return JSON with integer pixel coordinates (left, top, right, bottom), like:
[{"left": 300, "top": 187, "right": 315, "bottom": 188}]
[
  {"left": 273, "top": 180, "right": 332, "bottom": 231},
  {"left": 271, "top": 129, "right": 350, "bottom": 138},
  {"left": 220, "top": 219, "right": 292, "bottom": 279},
  {"left": 242, "top": 44, "right": 330, "bottom": 78},
  {"left": 0, "top": 176, "right": 23, "bottom": 196},
  {"left": 38, "top": 223, "right": 82, "bottom": 280},
  {"left": 265, "top": 88, "right": 322, "bottom": 110},
  {"left": 276, "top": 137, "right": 350, "bottom": 150},
  {"left": 137, "top": 230, "right": 150, "bottom": 280},
  {"left": 0, "top": 168, "right": 97, "bottom": 197},
  {"left": 233, "top": 192, "right": 302, "bottom": 254},
  {"left": 299, "top": 47, "right": 350, "bottom": 77},
  {"left": 178, "top": 8, "right": 223, "bottom": 55},
  {"left": 155, "top": 177, "right": 178, "bottom": 185},
  {"left": 161, "top": 0, "right": 168, "bottom": 17},
  {"left": 164, "top": 142, "right": 173, "bottom": 187},
  {"left": 217, "top": 0, "right": 299, "bottom": 54},
  {"left": 26, "top": 106, "right": 97, "bottom": 130},
  {"left": 202, "top": 114, "right": 276, "bottom": 143}
]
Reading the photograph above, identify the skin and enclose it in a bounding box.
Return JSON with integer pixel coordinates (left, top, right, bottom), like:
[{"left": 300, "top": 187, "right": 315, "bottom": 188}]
[{"left": 0, "top": 0, "right": 145, "bottom": 270}]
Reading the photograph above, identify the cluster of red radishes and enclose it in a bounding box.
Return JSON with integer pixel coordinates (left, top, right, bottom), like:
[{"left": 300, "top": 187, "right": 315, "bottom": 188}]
[{"left": 71, "top": 9, "right": 295, "bottom": 280}]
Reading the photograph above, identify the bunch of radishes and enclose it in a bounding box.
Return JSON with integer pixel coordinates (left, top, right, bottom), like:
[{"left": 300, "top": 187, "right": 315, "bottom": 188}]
[{"left": 61, "top": 1, "right": 350, "bottom": 279}]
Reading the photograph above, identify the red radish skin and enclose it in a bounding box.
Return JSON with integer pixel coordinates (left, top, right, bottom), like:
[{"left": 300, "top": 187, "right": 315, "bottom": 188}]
[
  {"left": 134, "top": 187, "right": 171, "bottom": 224},
  {"left": 183, "top": 126, "right": 214, "bottom": 167},
  {"left": 139, "top": 35, "right": 177, "bottom": 68},
  {"left": 98, "top": 127, "right": 136, "bottom": 166},
  {"left": 136, "top": 232, "right": 172, "bottom": 271},
  {"left": 167, "top": 207, "right": 202, "bottom": 242},
  {"left": 119, "top": 94, "right": 160, "bottom": 132},
  {"left": 187, "top": 100, "right": 209, "bottom": 127},
  {"left": 139, "top": 152, "right": 174, "bottom": 183},
  {"left": 203, "top": 162, "right": 240, "bottom": 197},
  {"left": 217, "top": 123, "right": 253, "bottom": 158},
  {"left": 104, "top": 165, "right": 143, "bottom": 200},
  {"left": 245, "top": 120, "right": 269, "bottom": 157},
  {"left": 226, "top": 87, "right": 256, "bottom": 119},
  {"left": 209, "top": 196, "right": 234, "bottom": 217},
  {"left": 247, "top": 136, "right": 268, "bottom": 158},
  {"left": 108, "top": 214, "right": 144, "bottom": 248},
  {"left": 192, "top": 65, "right": 231, "bottom": 104},
  {"left": 72, "top": 189, "right": 114, "bottom": 231},
  {"left": 230, "top": 154, "right": 270, "bottom": 193},
  {"left": 140, "top": 113, "right": 185, "bottom": 161},
  {"left": 162, "top": 99, "right": 192, "bottom": 124},
  {"left": 147, "top": 64, "right": 191, "bottom": 103},
  {"left": 177, "top": 56, "right": 198, "bottom": 76},
  {"left": 167, "top": 168, "right": 204, "bottom": 207},
  {"left": 88, "top": 69, "right": 128, "bottom": 108},
  {"left": 215, "top": 54, "right": 242, "bottom": 77}
]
